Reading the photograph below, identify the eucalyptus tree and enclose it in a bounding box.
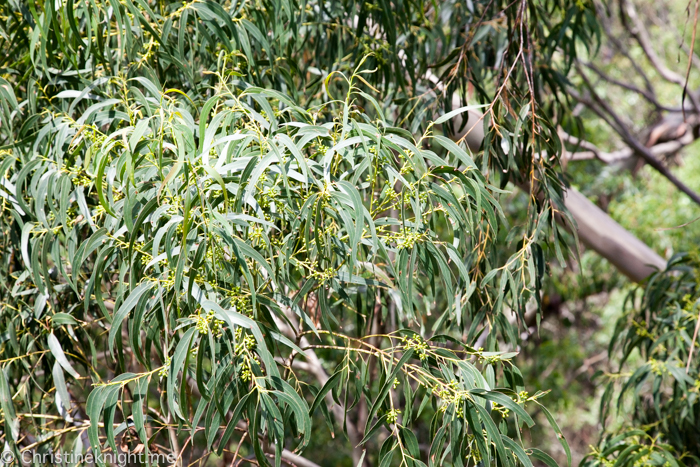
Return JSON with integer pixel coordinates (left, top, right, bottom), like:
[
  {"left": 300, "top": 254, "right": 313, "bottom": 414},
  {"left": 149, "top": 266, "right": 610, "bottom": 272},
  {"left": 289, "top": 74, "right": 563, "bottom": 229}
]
[{"left": 0, "top": 0, "right": 603, "bottom": 466}]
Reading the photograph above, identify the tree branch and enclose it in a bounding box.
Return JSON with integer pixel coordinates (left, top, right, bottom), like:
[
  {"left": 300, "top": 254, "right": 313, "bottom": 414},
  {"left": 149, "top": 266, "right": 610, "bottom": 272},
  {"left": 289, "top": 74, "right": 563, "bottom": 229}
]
[
  {"left": 562, "top": 188, "right": 666, "bottom": 281},
  {"left": 582, "top": 61, "right": 681, "bottom": 112},
  {"left": 570, "top": 74, "right": 700, "bottom": 206},
  {"left": 560, "top": 127, "right": 695, "bottom": 164},
  {"left": 619, "top": 0, "right": 698, "bottom": 103}
]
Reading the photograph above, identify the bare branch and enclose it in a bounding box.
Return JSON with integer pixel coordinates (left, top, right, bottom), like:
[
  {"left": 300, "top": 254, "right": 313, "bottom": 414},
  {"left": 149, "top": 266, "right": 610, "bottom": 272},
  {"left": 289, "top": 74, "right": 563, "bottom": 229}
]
[
  {"left": 582, "top": 61, "right": 681, "bottom": 112},
  {"left": 570, "top": 74, "right": 700, "bottom": 206},
  {"left": 560, "top": 128, "right": 695, "bottom": 164},
  {"left": 595, "top": 0, "right": 657, "bottom": 95},
  {"left": 620, "top": 0, "right": 684, "bottom": 85},
  {"left": 618, "top": 0, "right": 700, "bottom": 111},
  {"left": 563, "top": 188, "right": 666, "bottom": 281},
  {"left": 280, "top": 450, "right": 323, "bottom": 467}
]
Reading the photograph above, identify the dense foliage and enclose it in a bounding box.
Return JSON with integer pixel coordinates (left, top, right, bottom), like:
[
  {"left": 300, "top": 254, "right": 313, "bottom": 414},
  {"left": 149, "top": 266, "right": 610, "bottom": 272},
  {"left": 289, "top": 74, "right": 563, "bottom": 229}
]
[
  {"left": 11, "top": 0, "right": 700, "bottom": 466},
  {"left": 581, "top": 254, "right": 700, "bottom": 466},
  {"left": 1, "top": 64, "right": 570, "bottom": 465}
]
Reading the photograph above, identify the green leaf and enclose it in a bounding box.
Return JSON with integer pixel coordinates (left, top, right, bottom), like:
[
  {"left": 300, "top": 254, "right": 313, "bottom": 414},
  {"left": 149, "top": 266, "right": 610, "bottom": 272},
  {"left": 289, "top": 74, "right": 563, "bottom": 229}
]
[
  {"left": 0, "top": 368, "right": 19, "bottom": 442},
  {"left": 502, "top": 436, "right": 533, "bottom": 467},
  {"left": 535, "top": 401, "right": 571, "bottom": 467},
  {"left": 167, "top": 327, "right": 197, "bottom": 420},
  {"left": 103, "top": 385, "right": 122, "bottom": 456},
  {"left": 527, "top": 448, "right": 559, "bottom": 467},
  {"left": 47, "top": 333, "right": 80, "bottom": 378},
  {"left": 86, "top": 387, "right": 109, "bottom": 467},
  {"left": 469, "top": 389, "right": 534, "bottom": 427},
  {"left": 52, "top": 362, "right": 71, "bottom": 418},
  {"left": 433, "top": 104, "right": 487, "bottom": 125},
  {"left": 217, "top": 392, "right": 255, "bottom": 456},
  {"left": 364, "top": 349, "right": 414, "bottom": 435},
  {"left": 132, "top": 375, "right": 149, "bottom": 445},
  {"left": 431, "top": 135, "right": 477, "bottom": 169},
  {"left": 473, "top": 401, "right": 508, "bottom": 464}
]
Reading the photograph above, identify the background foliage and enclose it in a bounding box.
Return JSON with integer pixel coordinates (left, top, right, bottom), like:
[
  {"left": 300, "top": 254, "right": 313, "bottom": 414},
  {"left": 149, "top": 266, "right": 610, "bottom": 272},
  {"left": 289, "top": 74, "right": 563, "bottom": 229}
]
[{"left": 510, "top": 0, "right": 700, "bottom": 464}]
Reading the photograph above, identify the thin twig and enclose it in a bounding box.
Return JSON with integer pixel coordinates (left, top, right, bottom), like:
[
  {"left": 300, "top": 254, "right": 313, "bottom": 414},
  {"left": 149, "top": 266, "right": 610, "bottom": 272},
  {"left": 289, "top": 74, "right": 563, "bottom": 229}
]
[
  {"left": 583, "top": 61, "right": 680, "bottom": 112},
  {"left": 230, "top": 432, "right": 248, "bottom": 467}
]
